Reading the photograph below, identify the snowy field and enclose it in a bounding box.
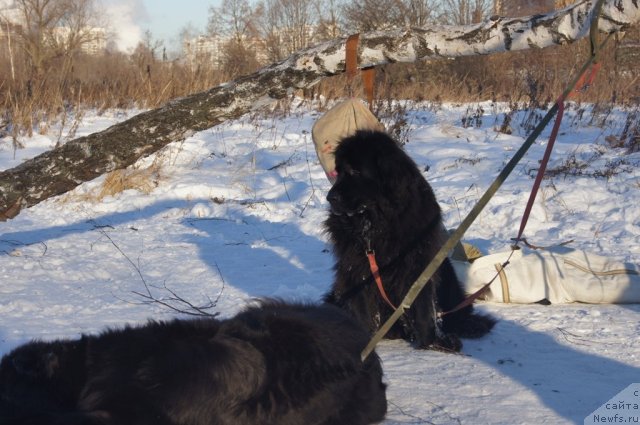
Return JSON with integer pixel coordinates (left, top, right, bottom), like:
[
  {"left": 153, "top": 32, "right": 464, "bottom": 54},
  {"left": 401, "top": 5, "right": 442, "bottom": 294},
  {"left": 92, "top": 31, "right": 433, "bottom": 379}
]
[{"left": 1, "top": 100, "right": 639, "bottom": 424}]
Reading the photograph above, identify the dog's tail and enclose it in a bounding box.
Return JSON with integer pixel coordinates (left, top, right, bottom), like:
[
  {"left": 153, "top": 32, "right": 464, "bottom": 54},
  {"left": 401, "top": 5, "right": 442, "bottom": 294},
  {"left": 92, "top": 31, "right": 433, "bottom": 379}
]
[{"left": 443, "top": 310, "right": 496, "bottom": 339}]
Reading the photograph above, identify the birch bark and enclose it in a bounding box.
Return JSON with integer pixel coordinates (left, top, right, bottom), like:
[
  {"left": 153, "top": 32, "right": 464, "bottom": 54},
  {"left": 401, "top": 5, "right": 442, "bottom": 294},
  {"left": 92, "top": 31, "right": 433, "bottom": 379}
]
[{"left": 1, "top": 0, "right": 638, "bottom": 220}]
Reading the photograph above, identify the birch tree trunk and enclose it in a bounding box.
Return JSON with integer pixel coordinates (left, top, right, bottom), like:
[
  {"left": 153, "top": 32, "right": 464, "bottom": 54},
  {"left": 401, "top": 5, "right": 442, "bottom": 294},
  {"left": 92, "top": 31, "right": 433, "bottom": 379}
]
[{"left": 1, "top": 0, "right": 639, "bottom": 220}]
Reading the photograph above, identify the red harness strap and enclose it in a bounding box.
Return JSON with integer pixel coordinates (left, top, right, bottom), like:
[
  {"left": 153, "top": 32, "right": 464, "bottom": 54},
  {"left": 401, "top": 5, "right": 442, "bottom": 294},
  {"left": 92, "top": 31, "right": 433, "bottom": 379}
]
[
  {"left": 514, "top": 62, "right": 602, "bottom": 245},
  {"left": 366, "top": 250, "right": 398, "bottom": 310}
]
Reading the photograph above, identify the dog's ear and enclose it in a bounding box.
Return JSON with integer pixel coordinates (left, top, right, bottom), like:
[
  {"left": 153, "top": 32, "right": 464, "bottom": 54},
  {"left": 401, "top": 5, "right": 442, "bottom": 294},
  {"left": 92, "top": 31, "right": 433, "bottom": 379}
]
[
  {"left": 371, "top": 133, "right": 440, "bottom": 214},
  {"left": 373, "top": 134, "right": 416, "bottom": 187}
]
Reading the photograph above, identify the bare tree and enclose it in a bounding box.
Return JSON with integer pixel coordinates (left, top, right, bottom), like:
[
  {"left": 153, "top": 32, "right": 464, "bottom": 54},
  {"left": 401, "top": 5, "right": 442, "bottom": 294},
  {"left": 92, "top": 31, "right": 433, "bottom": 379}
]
[
  {"left": 220, "top": 37, "right": 262, "bottom": 76},
  {"left": 208, "top": 0, "right": 262, "bottom": 73},
  {"left": 258, "top": 0, "right": 316, "bottom": 62},
  {"left": 405, "top": 0, "right": 439, "bottom": 27},
  {"left": 1, "top": 16, "right": 18, "bottom": 81},
  {"left": 13, "top": 0, "right": 100, "bottom": 76},
  {"left": 440, "top": 0, "right": 492, "bottom": 25},
  {"left": 256, "top": 0, "right": 283, "bottom": 61},
  {"left": 342, "top": 0, "right": 405, "bottom": 31},
  {"left": 132, "top": 30, "right": 163, "bottom": 63},
  {"left": 180, "top": 23, "right": 208, "bottom": 70},
  {"left": 208, "top": 0, "right": 260, "bottom": 43},
  {"left": 314, "top": 0, "right": 343, "bottom": 41},
  {"left": 280, "top": 0, "right": 314, "bottom": 51},
  {"left": 1, "top": 0, "right": 639, "bottom": 220},
  {"left": 342, "top": 0, "right": 439, "bottom": 31},
  {"left": 495, "top": 0, "right": 557, "bottom": 17}
]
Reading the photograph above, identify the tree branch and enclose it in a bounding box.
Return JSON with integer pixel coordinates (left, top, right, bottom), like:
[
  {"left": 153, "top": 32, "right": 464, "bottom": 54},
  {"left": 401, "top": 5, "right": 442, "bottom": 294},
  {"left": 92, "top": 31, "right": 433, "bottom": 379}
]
[
  {"left": 98, "top": 226, "right": 222, "bottom": 317},
  {"left": 1, "top": 0, "right": 638, "bottom": 220}
]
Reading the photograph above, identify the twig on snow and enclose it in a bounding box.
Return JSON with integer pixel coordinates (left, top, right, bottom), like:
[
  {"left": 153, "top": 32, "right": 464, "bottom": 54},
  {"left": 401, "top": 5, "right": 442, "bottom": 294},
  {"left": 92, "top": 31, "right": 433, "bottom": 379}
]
[{"left": 98, "top": 227, "right": 221, "bottom": 317}]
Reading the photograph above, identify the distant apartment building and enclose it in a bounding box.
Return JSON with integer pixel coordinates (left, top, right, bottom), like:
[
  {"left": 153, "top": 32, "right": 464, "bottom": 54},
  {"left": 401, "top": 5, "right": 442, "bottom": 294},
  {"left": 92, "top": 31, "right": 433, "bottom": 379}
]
[
  {"left": 1, "top": 0, "right": 106, "bottom": 56},
  {"left": 184, "top": 33, "right": 282, "bottom": 67},
  {"left": 0, "top": 18, "right": 18, "bottom": 40},
  {"left": 183, "top": 34, "right": 227, "bottom": 66},
  {"left": 52, "top": 26, "right": 107, "bottom": 55},
  {"left": 184, "top": 25, "right": 324, "bottom": 67},
  {"left": 0, "top": 0, "right": 19, "bottom": 34},
  {"left": 82, "top": 28, "right": 107, "bottom": 55},
  {"left": 0, "top": 0, "right": 19, "bottom": 18},
  {"left": 0, "top": 1, "right": 19, "bottom": 59}
]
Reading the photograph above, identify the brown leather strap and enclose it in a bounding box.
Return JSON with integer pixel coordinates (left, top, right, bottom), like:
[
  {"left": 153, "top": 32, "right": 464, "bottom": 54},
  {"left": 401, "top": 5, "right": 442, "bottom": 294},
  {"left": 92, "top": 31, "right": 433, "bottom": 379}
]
[
  {"left": 345, "top": 33, "right": 376, "bottom": 109},
  {"left": 345, "top": 34, "right": 359, "bottom": 79},
  {"left": 494, "top": 263, "right": 511, "bottom": 303},
  {"left": 361, "top": 67, "right": 376, "bottom": 110}
]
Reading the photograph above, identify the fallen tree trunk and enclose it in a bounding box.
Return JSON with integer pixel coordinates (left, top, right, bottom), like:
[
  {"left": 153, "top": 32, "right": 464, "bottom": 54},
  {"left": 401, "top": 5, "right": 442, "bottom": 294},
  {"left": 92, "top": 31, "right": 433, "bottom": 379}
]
[{"left": 1, "top": 0, "right": 639, "bottom": 220}]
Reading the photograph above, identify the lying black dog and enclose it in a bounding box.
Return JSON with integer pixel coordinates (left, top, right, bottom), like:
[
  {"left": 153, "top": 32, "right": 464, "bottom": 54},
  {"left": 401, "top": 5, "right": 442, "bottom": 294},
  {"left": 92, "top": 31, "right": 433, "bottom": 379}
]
[
  {"left": 325, "top": 130, "right": 495, "bottom": 351},
  {"left": 0, "top": 301, "right": 387, "bottom": 425}
]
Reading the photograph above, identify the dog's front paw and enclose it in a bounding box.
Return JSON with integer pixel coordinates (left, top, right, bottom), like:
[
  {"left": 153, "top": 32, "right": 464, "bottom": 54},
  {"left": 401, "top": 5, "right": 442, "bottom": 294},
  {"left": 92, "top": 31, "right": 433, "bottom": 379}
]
[
  {"left": 430, "top": 333, "right": 462, "bottom": 353},
  {"left": 413, "top": 332, "right": 462, "bottom": 352}
]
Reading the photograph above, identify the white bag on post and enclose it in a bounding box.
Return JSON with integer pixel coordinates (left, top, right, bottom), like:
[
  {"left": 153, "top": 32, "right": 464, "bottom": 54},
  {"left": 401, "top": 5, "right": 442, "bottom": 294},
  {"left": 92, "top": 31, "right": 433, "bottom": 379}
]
[
  {"left": 452, "top": 247, "right": 640, "bottom": 304},
  {"left": 312, "top": 99, "right": 384, "bottom": 182}
]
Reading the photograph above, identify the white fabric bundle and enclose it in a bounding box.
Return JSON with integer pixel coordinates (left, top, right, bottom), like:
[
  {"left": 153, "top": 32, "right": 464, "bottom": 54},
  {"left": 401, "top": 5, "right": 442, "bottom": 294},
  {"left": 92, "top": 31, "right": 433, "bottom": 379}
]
[
  {"left": 312, "top": 99, "right": 384, "bottom": 182},
  {"left": 452, "top": 247, "right": 640, "bottom": 304}
]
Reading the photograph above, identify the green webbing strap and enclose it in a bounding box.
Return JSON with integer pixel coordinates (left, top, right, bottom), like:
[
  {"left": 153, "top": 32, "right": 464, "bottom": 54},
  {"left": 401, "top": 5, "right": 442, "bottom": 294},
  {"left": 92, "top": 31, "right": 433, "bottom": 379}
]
[{"left": 361, "top": 5, "right": 612, "bottom": 361}]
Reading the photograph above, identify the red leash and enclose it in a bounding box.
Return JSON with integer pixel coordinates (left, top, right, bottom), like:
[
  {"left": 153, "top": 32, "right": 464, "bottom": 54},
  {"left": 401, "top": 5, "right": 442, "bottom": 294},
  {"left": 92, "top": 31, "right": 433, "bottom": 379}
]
[
  {"left": 514, "top": 62, "right": 601, "bottom": 245},
  {"left": 439, "top": 253, "right": 515, "bottom": 317},
  {"left": 364, "top": 64, "right": 603, "bottom": 318},
  {"left": 361, "top": 61, "right": 602, "bottom": 318},
  {"left": 442, "top": 63, "right": 602, "bottom": 316},
  {"left": 366, "top": 250, "right": 398, "bottom": 310}
]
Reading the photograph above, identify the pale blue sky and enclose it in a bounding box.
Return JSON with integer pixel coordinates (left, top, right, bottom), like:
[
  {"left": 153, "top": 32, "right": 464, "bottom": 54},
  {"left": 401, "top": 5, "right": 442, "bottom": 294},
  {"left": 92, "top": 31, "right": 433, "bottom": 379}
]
[
  {"left": 101, "top": 0, "right": 214, "bottom": 51},
  {"left": 140, "top": 0, "right": 213, "bottom": 45}
]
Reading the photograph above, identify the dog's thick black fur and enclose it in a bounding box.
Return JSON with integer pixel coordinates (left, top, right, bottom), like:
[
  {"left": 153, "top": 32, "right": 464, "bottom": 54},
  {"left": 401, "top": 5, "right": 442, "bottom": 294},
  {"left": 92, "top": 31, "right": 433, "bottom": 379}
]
[
  {"left": 324, "top": 130, "right": 495, "bottom": 351},
  {"left": 0, "top": 301, "right": 387, "bottom": 425}
]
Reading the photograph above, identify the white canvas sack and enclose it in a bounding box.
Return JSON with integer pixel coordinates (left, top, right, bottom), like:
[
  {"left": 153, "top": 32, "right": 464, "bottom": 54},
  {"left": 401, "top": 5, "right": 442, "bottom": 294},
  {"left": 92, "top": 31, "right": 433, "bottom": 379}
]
[
  {"left": 452, "top": 247, "right": 640, "bottom": 304},
  {"left": 312, "top": 99, "right": 384, "bottom": 182}
]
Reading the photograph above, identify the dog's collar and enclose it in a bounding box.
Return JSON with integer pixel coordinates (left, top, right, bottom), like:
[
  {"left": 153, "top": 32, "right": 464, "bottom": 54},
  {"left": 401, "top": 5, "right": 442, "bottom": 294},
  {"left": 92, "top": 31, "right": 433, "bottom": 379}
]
[{"left": 361, "top": 217, "right": 373, "bottom": 251}]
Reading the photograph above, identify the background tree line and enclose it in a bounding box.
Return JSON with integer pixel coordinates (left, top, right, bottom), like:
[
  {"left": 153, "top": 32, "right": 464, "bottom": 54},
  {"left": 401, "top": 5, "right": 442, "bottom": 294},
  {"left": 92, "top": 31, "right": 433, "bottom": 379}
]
[{"left": 1, "top": 0, "right": 638, "bottom": 145}]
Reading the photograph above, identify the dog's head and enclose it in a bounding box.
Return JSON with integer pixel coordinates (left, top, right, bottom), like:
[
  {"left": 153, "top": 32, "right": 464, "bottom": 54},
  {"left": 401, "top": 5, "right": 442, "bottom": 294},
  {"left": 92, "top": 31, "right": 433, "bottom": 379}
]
[
  {"left": 0, "top": 338, "right": 86, "bottom": 408},
  {"left": 326, "top": 130, "right": 430, "bottom": 220}
]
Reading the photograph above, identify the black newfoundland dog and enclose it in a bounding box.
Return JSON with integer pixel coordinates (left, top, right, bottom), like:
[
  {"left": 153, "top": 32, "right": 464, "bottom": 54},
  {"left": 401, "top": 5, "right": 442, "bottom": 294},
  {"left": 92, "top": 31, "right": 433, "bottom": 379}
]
[
  {"left": 0, "top": 301, "right": 387, "bottom": 425},
  {"left": 325, "top": 130, "right": 495, "bottom": 351}
]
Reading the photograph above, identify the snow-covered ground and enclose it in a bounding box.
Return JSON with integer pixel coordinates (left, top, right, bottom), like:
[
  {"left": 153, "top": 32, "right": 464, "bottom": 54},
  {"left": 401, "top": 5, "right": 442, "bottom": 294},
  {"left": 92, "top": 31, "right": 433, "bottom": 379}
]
[{"left": 1, "top": 100, "right": 639, "bottom": 424}]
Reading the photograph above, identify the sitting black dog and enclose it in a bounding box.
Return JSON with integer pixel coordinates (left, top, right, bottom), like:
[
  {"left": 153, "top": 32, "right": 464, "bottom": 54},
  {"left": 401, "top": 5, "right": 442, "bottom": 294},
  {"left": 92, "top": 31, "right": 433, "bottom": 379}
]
[
  {"left": 0, "top": 301, "right": 387, "bottom": 425},
  {"left": 325, "top": 130, "right": 495, "bottom": 351}
]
